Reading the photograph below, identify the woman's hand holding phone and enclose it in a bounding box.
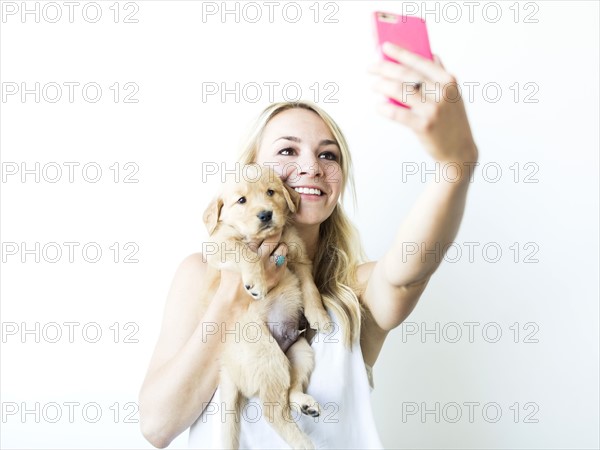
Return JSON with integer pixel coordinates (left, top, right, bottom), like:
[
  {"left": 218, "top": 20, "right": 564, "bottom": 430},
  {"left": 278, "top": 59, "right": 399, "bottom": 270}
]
[{"left": 370, "top": 12, "right": 478, "bottom": 166}]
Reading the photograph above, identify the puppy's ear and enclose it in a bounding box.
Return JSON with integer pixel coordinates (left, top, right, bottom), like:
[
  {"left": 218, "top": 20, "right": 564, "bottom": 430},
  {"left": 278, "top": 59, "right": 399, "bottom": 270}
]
[
  {"left": 203, "top": 196, "right": 223, "bottom": 235},
  {"left": 282, "top": 184, "right": 301, "bottom": 213}
]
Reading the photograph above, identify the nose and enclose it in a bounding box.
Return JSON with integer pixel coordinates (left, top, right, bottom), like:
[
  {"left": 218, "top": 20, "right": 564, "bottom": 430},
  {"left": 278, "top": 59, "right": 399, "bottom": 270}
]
[
  {"left": 297, "top": 153, "right": 323, "bottom": 177},
  {"left": 257, "top": 210, "right": 272, "bottom": 223}
]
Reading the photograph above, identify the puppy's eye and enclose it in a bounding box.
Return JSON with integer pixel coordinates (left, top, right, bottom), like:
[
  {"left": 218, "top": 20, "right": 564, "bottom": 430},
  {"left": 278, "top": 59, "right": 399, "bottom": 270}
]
[
  {"left": 237, "top": 196, "right": 246, "bottom": 204},
  {"left": 266, "top": 189, "right": 274, "bottom": 196}
]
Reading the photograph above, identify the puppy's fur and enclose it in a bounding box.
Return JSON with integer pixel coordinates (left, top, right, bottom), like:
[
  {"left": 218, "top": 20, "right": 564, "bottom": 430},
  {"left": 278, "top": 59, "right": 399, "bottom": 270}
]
[{"left": 201, "top": 165, "right": 331, "bottom": 450}]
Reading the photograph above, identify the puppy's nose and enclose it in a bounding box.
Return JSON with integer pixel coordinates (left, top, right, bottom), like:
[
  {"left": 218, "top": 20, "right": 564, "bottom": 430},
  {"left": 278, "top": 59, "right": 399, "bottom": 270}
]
[{"left": 257, "top": 210, "right": 273, "bottom": 223}]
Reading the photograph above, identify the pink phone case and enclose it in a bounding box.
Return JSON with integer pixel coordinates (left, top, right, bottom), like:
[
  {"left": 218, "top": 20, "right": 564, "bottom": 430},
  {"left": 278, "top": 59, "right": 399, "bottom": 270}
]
[{"left": 374, "top": 11, "right": 433, "bottom": 108}]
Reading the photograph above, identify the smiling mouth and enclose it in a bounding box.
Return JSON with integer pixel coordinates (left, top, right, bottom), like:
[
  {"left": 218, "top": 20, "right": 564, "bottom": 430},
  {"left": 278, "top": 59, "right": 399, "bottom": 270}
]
[{"left": 294, "top": 187, "right": 323, "bottom": 196}]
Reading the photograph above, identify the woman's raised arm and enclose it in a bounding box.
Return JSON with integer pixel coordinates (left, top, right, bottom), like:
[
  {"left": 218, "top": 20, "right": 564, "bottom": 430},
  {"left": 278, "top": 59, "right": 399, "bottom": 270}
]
[{"left": 362, "top": 44, "right": 479, "bottom": 333}]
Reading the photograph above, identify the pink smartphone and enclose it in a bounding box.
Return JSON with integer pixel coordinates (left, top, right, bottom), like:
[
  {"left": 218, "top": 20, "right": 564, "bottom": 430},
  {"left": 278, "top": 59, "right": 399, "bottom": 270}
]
[{"left": 373, "top": 11, "right": 433, "bottom": 108}]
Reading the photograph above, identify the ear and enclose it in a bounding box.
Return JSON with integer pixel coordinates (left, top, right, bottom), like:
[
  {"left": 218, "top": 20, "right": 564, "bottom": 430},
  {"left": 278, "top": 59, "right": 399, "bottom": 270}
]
[
  {"left": 282, "top": 184, "right": 300, "bottom": 213},
  {"left": 203, "top": 196, "right": 223, "bottom": 235}
]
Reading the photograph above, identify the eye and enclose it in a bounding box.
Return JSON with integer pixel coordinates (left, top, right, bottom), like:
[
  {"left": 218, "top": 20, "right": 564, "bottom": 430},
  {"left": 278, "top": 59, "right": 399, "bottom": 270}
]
[
  {"left": 266, "top": 189, "right": 274, "bottom": 196},
  {"left": 237, "top": 196, "right": 246, "bottom": 204},
  {"left": 278, "top": 148, "right": 294, "bottom": 156},
  {"left": 319, "top": 151, "right": 338, "bottom": 161}
]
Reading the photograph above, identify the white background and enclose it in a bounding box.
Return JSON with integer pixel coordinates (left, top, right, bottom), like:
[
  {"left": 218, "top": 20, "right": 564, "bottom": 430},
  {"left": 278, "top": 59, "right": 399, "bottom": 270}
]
[{"left": 1, "top": 1, "right": 598, "bottom": 448}]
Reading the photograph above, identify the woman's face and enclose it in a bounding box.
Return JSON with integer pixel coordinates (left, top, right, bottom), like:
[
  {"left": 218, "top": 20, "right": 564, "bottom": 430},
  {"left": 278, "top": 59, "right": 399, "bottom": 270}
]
[{"left": 255, "top": 108, "right": 343, "bottom": 227}]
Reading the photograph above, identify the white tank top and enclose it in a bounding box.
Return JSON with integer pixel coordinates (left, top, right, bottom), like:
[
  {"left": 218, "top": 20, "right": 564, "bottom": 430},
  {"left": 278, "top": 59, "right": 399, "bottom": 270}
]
[{"left": 188, "top": 308, "right": 383, "bottom": 449}]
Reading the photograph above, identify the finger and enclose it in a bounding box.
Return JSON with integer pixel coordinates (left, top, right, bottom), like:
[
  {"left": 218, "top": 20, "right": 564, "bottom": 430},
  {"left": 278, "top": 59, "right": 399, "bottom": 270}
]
[
  {"left": 375, "top": 101, "right": 423, "bottom": 129},
  {"left": 275, "top": 242, "right": 288, "bottom": 257},
  {"left": 257, "top": 231, "right": 283, "bottom": 261},
  {"left": 270, "top": 242, "right": 288, "bottom": 261},
  {"left": 368, "top": 60, "right": 432, "bottom": 84},
  {"left": 271, "top": 243, "right": 288, "bottom": 269},
  {"left": 382, "top": 42, "right": 449, "bottom": 83},
  {"left": 373, "top": 78, "right": 428, "bottom": 115},
  {"left": 272, "top": 254, "right": 287, "bottom": 269},
  {"left": 401, "top": 81, "right": 449, "bottom": 115},
  {"left": 401, "top": 90, "right": 439, "bottom": 118},
  {"left": 433, "top": 54, "right": 446, "bottom": 69}
]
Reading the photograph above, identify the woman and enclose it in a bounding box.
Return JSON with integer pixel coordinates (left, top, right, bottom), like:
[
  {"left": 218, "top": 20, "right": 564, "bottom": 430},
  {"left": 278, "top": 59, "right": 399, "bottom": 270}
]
[{"left": 139, "top": 42, "right": 478, "bottom": 448}]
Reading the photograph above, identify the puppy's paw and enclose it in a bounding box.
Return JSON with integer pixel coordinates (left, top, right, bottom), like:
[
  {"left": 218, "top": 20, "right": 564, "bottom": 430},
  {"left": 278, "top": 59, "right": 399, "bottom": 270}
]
[
  {"left": 290, "top": 392, "right": 321, "bottom": 418},
  {"left": 304, "top": 307, "right": 334, "bottom": 334},
  {"left": 242, "top": 276, "right": 268, "bottom": 300}
]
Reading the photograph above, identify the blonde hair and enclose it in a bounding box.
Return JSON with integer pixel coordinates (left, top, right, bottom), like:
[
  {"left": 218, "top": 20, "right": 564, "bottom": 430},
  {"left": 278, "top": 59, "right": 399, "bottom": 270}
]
[{"left": 237, "top": 100, "right": 367, "bottom": 347}]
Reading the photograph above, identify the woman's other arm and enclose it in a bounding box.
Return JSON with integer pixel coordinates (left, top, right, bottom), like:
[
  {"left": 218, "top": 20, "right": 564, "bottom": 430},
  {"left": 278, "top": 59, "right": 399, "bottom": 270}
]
[{"left": 138, "top": 235, "right": 286, "bottom": 448}]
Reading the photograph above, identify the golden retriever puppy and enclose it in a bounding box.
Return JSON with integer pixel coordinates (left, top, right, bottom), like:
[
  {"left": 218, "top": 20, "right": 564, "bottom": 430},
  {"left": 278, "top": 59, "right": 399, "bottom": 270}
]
[{"left": 202, "top": 164, "right": 331, "bottom": 449}]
